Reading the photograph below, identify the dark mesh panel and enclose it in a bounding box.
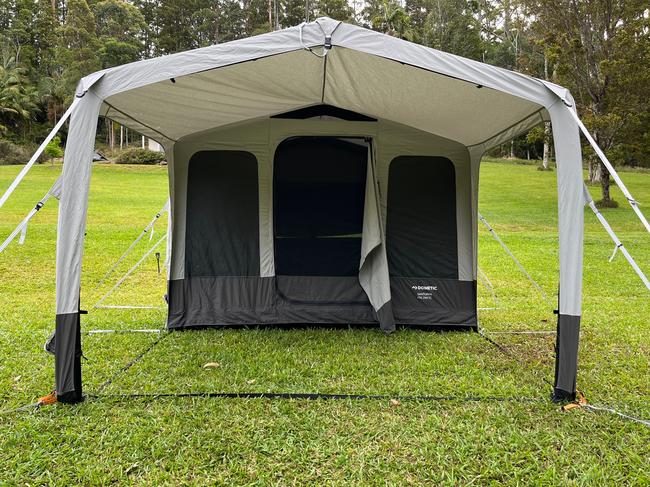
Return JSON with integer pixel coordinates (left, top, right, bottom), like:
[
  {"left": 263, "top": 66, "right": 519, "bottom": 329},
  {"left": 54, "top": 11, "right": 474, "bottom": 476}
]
[
  {"left": 274, "top": 137, "right": 367, "bottom": 276},
  {"left": 386, "top": 156, "right": 458, "bottom": 279},
  {"left": 185, "top": 150, "right": 260, "bottom": 277}
]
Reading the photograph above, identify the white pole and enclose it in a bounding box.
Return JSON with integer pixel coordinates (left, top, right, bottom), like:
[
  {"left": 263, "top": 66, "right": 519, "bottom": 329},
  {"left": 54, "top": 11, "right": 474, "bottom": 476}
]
[
  {"left": 569, "top": 109, "right": 650, "bottom": 233},
  {"left": 0, "top": 97, "right": 80, "bottom": 209},
  {"left": 587, "top": 200, "right": 650, "bottom": 291}
]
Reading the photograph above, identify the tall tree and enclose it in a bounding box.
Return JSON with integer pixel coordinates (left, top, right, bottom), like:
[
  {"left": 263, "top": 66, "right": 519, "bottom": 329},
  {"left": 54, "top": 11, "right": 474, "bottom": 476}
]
[
  {"left": 420, "top": 0, "right": 483, "bottom": 60},
  {"left": 364, "top": 0, "right": 413, "bottom": 40},
  {"left": 0, "top": 47, "right": 39, "bottom": 136},
  {"left": 524, "top": 0, "right": 650, "bottom": 204},
  {"left": 315, "top": 0, "right": 353, "bottom": 22},
  {"left": 92, "top": 0, "right": 147, "bottom": 68},
  {"left": 55, "top": 0, "right": 101, "bottom": 100}
]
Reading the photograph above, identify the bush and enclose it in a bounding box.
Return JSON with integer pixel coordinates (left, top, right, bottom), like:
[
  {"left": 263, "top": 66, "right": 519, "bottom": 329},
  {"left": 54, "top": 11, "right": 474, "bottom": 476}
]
[
  {"left": 44, "top": 136, "right": 64, "bottom": 160},
  {"left": 115, "top": 148, "right": 165, "bottom": 165},
  {"left": 0, "top": 139, "right": 31, "bottom": 165}
]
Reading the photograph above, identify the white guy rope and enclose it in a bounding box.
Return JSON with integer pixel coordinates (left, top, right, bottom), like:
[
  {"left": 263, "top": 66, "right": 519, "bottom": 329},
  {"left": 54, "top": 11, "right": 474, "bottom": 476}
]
[
  {"left": 478, "top": 212, "right": 550, "bottom": 303},
  {"left": 94, "top": 234, "right": 167, "bottom": 308},
  {"left": 587, "top": 200, "right": 650, "bottom": 291},
  {"left": 96, "top": 199, "right": 169, "bottom": 288},
  {"left": 569, "top": 109, "right": 650, "bottom": 234},
  {"left": 0, "top": 191, "right": 55, "bottom": 253},
  {"left": 582, "top": 403, "right": 650, "bottom": 428},
  {"left": 299, "top": 20, "right": 330, "bottom": 58},
  {"left": 94, "top": 305, "right": 165, "bottom": 310},
  {"left": 87, "top": 329, "right": 161, "bottom": 335},
  {"left": 477, "top": 265, "right": 499, "bottom": 308},
  {"left": 0, "top": 97, "right": 79, "bottom": 209}
]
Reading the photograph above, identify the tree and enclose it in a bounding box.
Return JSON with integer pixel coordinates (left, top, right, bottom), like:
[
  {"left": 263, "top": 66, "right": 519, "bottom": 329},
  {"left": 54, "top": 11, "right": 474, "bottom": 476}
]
[
  {"left": 423, "top": 0, "right": 483, "bottom": 59},
  {"left": 315, "top": 0, "right": 353, "bottom": 22},
  {"left": 93, "top": 0, "right": 147, "bottom": 68},
  {"left": 0, "top": 47, "right": 39, "bottom": 136},
  {"left": 524, "top": 0, "right": 650, "bottom": 205},
  {"left": 364, "top": 0, "right": 413, "bottom": 40},
  {"left": 55, "top": 0, "right": 101, "bottom": 99},
  {"left": 281, "top": 0, "right": 314, "bottom": 27}
]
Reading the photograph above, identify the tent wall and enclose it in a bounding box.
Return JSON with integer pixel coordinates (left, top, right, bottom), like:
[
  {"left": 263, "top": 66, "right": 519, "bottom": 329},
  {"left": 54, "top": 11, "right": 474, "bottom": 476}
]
[{"left": 166, "top": 117, "right": 476, "bottom": 329}]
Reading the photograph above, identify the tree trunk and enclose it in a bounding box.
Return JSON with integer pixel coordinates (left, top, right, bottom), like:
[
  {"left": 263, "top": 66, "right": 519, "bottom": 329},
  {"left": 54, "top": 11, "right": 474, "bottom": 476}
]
[
  {"left": 542, "top": 122, "right": 551, "bottom": 170},
  {"left": 109, "top": 120, "right": 115, "bottom": 151},
  {"left": 600, "top": 164, "right": 611, "bottom": 203},
  {"left": 588, "top": 157, "right": 602, "bottom": 183}
]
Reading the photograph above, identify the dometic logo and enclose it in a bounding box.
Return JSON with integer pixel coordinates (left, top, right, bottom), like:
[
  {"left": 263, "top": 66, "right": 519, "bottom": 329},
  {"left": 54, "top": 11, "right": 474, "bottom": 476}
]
[{"left": 411, "top": 285, "right": 437, "bottom": 291}]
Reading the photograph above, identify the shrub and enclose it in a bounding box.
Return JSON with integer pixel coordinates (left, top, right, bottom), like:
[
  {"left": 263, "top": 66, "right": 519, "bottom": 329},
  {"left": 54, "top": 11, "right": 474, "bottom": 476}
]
[
  {"left": 0, "top": 139, "right": 31, "bottom": 165},
  {"left": 44, "top": 136, "right": 64, "bottom": 160},
  {"left": 115, "top": 148, "right": 165, "bottom": 165}
]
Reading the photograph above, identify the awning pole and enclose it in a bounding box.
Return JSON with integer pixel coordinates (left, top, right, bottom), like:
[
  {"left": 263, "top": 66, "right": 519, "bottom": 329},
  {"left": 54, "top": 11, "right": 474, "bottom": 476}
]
[
  {"left": 0, "top": 97, "right": 80, "bottom": 209},
  {"left": 478, "top": 212, "right": 549, "bottom": 302},
  {"left": 587, "top": 200, "right": 650, "bottom": 291},
  {"left": 569, "top": 109, "right": 650, "bottom": 233}
]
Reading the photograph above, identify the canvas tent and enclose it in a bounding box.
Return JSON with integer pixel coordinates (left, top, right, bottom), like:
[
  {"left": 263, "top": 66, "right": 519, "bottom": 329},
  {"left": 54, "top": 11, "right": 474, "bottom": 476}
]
[{"left": 15, "top": 18, "right": 595, "bottom": 403}]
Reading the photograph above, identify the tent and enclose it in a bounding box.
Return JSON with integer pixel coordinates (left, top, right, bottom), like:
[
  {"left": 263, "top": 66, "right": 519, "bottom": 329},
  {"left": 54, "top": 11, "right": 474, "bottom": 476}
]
[{"left": 3, "top": 18, "right": 626, "bottom": 404}]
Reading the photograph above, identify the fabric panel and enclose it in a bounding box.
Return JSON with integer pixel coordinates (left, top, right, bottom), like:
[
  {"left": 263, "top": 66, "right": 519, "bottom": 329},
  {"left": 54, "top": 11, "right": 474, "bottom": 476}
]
[
  {"left": 548, "top": 101, "right": 584, "bottom": 316},
  {"left": 185, "top": 150, "right": 260, "bottom": 277},
  {"left": 359, "top": 146, "right": 395, "bottom": 333},
  {"left": 386, "top": 156, "right": 458, "bottom": 279},
  {"left": 390, "top": 277, "right": 477, "bottom": 325},
  {"left": 55, "top": 92, "right": 102, "bottom": 315},
  {"left": 276, "top": 276, "right": 369, "bottom": 304},
  {"left": 168, "top": 276, "right": 475, "bottom": 327},
  {"left": 167, "top": 276, "right": 376, "bottom": 328},
  {"left": 553, "top": 314, "right": 581, "bottom": 398},
  {"left": 55, "top": 312, "right": 83, "bottom": 403}
]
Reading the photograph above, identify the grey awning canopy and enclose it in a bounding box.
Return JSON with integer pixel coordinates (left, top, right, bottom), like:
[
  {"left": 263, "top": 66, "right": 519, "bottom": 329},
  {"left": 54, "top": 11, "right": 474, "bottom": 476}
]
[{"left": 83, "top": 18, "right": 567, "bottom": 149}]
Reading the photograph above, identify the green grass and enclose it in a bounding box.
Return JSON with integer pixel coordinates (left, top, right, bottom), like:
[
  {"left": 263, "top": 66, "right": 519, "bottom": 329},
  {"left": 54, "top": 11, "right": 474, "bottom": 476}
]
[{"left": 0, "top": 161, "right": 648, "bottom": 485}]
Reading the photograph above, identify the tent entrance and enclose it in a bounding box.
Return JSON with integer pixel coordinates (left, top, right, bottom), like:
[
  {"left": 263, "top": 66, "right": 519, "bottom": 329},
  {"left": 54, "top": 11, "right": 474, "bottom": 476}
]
[{"left": 273, "top": 136, "right": 370, "bottom": 306}]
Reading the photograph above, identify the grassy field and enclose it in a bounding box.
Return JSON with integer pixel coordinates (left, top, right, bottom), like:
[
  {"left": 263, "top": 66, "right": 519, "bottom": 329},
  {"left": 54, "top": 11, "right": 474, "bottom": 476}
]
[{"left": 0, "top": 160, "right": 648, "bottom": 484}]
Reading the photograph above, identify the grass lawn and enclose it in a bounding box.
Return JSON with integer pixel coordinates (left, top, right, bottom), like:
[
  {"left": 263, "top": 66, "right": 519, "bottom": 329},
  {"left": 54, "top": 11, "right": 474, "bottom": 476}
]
[{"left": 0, "top": 160, "right": 648, "bottom": 484}]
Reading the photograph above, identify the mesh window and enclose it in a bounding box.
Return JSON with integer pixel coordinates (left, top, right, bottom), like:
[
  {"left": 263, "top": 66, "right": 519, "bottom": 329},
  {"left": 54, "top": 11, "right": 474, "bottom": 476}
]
[
  {"left": 274, "top": 137, "right": 367, "bottom": 276},
  {"left": 185, "top": 150, "right": 260, "bottom": 277},
  {"left": 386, "top": 156, "right": 458, "bottom": 279}
]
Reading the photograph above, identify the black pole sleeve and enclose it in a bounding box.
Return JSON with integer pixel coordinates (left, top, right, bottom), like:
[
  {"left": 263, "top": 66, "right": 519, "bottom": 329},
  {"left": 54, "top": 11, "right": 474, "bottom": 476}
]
[
  {"left": 55, "top": 311, "right": 83, "bottom": 403},
  {"left": 552, "top": 314, "right": 581, "bottom": 402}
]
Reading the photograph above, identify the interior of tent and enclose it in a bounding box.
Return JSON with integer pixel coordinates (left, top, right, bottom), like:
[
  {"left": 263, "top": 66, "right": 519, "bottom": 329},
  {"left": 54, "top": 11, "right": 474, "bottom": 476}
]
[{"left": 166, "top": 111, "right": 476, "bottom": 330}]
